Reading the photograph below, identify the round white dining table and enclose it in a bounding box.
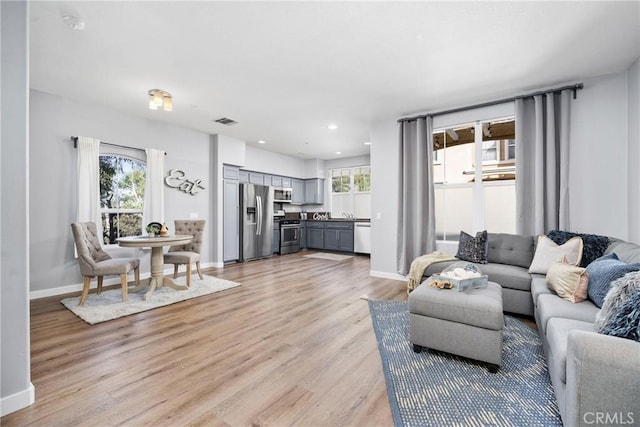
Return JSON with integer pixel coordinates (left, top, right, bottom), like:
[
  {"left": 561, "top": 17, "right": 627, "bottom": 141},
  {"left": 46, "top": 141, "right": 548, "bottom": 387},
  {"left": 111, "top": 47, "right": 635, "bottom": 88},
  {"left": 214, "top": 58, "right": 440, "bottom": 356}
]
[{"left": 117, "top": 234, "right": 193, "bottom": 300}]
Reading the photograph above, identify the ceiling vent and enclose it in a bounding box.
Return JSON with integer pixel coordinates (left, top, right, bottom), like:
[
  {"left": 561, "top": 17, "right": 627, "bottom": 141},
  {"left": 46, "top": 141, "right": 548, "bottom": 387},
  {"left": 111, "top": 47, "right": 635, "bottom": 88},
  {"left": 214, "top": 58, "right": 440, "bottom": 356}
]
[{"left": 213, "top": 117, "right": 238, "bottom": 126}]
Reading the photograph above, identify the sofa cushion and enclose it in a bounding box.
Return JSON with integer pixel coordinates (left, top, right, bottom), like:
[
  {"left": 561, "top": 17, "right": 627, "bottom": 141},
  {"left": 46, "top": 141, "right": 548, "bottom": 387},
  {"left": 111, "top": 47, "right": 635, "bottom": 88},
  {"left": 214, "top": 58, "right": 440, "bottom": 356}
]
[
  {"left": 546, "top": 262, "right": 588, "bottom": 303},
  {"left": 479, "top": 263, "right": 532, "bottom": 292},
  {"left": 487, "top": 233, "right": 535, "bottom": 268},
  {"left": 456, "top": 230, "right": 488, "bottom": 264},
  {"left": 536, "top": 293, "right": 599, "bottom": 335},
  {"left": 531, "top": 275, "right": 553, "bottom": 308},
  {"left": 546, "top": 318, "right": 595, "bottom": 384},
  {"left": 586, "top": 253, "right": 640, "bottom": 308},
  {"left": 547, "top": 230, "right": 609, "bottom": 267},
  {"left": 605, "top": 239, "right": 640, "bottom": 264},
  {"left": 528, "top": 235, "right": 583, "bottom": 275},
  {"left": 596, "top": 271, "right": 640, "bottom": 342}
]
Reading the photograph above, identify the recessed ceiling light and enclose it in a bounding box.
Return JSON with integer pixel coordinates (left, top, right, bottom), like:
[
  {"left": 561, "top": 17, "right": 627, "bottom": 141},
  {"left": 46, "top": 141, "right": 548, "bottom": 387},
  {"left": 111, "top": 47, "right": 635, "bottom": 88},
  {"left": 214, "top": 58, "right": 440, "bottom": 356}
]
[
  {"left": 328, "top": 124, "right": 338, "bottom": 130},
  {"left": 257, "top": 140, "right": 266, "bottom": 144},
  {"left": 335, "top": 151, "right": 342, "bottom": 155},
  {"left": 364, "top": 141, "right": 371, "bottom": 145},
  {"left": 62, "top": 15, "right": 85, "bottom": 30}
]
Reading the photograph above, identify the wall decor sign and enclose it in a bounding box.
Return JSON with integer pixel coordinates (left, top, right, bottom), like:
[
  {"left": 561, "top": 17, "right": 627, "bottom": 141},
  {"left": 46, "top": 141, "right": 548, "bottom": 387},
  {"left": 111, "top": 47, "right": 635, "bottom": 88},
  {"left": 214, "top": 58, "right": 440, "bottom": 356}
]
[{"left": 164, "top": 169, "right": 205, "bottom": 195}]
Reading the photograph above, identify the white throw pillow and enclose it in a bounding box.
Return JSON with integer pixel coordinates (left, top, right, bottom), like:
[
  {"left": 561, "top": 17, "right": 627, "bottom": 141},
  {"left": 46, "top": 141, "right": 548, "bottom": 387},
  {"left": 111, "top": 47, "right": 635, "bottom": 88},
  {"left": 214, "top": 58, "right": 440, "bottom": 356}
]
[
  {"left": 546, "top": 262, "right": 589, "bottom": 303},
  {"left": 528, "top": 235, "right": 583, "bottom": 275}
]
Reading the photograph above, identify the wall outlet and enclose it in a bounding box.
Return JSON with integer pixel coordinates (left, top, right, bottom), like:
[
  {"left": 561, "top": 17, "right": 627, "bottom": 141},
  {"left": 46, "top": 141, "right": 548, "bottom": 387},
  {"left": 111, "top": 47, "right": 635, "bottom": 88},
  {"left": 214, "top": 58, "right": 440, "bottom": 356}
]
[{"left": 189, "top": 212, "right": 199, "bottom": 219}]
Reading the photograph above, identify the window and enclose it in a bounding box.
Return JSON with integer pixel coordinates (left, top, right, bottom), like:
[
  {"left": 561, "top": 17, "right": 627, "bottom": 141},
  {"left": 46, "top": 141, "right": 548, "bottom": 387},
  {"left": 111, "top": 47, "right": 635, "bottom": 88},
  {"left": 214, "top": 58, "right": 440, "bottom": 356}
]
[
  {"left": 100, "top": 155, "right": 145, "bottom": 244},
  {"left": 432, "top": 118, "right": 516, "bottom": 240},
  {"left": 330, "top": 166, "right": 371, "bottom": 219}
]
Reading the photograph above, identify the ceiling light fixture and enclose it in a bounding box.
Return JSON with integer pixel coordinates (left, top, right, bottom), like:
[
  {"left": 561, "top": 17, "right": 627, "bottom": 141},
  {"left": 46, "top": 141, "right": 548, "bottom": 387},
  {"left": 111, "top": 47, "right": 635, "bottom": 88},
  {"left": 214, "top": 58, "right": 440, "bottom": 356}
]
[
  {"left": 328, "top": 124, "right": 338, "bottom": 130},
  {"left": 148, "top": 89, "right": 173, "bottom": 111},
  {"left": 257, "top": 140, "right": 266, "bottom": 144},
  {"left": 336, "top": 151, "right": 342, "bottom": 155},
  {"left": 364, "top": 141, "right": 371, "bottom": 145}
]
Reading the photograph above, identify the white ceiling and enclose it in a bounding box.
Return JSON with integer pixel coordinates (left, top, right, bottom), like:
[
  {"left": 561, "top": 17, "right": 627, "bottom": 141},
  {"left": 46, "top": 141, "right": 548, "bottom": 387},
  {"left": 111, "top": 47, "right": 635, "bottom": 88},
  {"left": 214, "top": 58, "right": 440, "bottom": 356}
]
[{"left": 29, "top": 1, "right": 640, "bottom": 160}]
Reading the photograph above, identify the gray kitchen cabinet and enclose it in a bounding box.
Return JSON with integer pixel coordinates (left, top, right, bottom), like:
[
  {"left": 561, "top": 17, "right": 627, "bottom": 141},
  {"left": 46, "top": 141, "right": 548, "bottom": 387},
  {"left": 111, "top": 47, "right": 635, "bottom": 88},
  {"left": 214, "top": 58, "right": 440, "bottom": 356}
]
[
  {"left": 223, "top": 180, "right": 239, "bottom": 262},
  {"left": 238, "top": 170, "right": 249, "bottom": 183},
  {"left": 324, "top": 221, "right": 354, "bottom": 252},
  {"left": 304, "top": 178, "right": 324, "bottom": 205},
  {"left": 291, "top": 179, "right": 304, "bottom": 204},
  {"left": 282, "top": 177, "right": 292, "bottom": 188},
  {"left": 223, "top": 165, "right": 239, "bottom": 180},
  {"left": 299, "top": 221, "right": 306, "bottom": 249},
  {"left": 306, "top": 222, "right": 324, "bottom": 249},
  {"left": 271, "top": 175, "right": 283, "bottom": 187},
  {"left": 273, "top": 221, "right": 280, "bottom": 254},
  {"left": 249, "top": 172, "right": 264, "bottom": 185}
]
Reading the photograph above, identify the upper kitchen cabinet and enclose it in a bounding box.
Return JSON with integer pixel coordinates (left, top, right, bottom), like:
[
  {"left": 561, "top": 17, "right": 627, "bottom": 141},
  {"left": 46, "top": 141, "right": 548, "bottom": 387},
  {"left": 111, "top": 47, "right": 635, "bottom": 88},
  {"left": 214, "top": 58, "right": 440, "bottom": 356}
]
[
  {"left": 223, "top": 165, "right": 240, "bottom": 180},
  {"left": 291, "top": 179, "right": 304, "bottom": 204},
  {"left": 282, "top": 177, "right": 292, "bottom": 188},
  {"left": 271, "top": 175, "right": 283, "bottom": 187},
  {"left": 304, "top": 178, "right": 324, "bottom": 205},
  {"left": 249, "top": 172, "right": 265, "bottom": 185}
]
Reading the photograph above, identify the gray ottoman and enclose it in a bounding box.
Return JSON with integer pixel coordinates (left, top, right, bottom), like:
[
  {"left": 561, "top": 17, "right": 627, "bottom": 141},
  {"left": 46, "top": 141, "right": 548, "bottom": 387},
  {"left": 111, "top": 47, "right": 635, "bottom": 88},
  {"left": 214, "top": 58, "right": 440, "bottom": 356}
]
[{"left": 408, "top": 281, "right": 504, "bottom": 372}]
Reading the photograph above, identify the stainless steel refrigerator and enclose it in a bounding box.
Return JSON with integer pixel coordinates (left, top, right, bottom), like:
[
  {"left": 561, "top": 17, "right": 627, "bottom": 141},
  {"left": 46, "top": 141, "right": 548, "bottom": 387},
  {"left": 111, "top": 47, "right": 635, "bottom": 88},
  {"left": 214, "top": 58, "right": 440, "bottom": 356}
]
[{"left": 239, "top": 183, "right": 273, "bottom": 262}]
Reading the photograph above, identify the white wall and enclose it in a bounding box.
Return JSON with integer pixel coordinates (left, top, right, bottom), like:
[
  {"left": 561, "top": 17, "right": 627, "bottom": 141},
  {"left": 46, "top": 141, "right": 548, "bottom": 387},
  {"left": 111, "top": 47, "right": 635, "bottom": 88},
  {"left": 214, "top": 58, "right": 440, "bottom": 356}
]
[
  {"left": 1, "top": 1, "right": 34, "bottom": 415},
  {"left": 370, "top": 67, "right": 636, "bottom": 277},
  {"left": 569, "top": 72, "right": 629, "bottom": 239},
  {"left": 29, "top": 90, "right": 213, "bottom": 296},
  {"left": 244, "top": 145, "right": 305, "bottom": 178},
  {"left": 628, "top": 57, "right": 640, "bottom": 244}
]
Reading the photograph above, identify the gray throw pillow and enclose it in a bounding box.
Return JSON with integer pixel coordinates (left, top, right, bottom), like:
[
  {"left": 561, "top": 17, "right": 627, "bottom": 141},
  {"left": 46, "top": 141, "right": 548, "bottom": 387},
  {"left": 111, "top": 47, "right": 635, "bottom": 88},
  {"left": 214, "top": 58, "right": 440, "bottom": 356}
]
[
  {"left": 456, "top": 230, "right": 488, "bottom": 264},
  {"left": 596, "top": 271, "right": 640, "bottom": 342},
  {"left": 586, "top": 253, "right": 640, "bottom": 308}
]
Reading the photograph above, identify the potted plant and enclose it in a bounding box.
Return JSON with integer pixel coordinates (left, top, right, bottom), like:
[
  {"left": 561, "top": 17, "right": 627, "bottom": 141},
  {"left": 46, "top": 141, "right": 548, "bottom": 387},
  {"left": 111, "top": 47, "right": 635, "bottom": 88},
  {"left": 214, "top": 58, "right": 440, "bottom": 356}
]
[{"left": 146, "top": 222, "right": 162, "bottom": 237}]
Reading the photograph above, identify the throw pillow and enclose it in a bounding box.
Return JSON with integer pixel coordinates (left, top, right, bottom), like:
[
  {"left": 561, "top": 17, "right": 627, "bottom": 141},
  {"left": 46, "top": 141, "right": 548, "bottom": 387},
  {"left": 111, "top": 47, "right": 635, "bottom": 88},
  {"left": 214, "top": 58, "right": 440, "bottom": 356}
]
[
  {"left": 585, "top": 253, "right": 640, "bottom": 308},
  {"left": 546, "top": 262, "right": 589, "bottom": 303},
  {"left": 596, "top": 270, "right": 640, "bottom": 331},
  {"left": 528, "top": 235, "right": 583, "bottom": 275},
  {"left": 456, "top": 230, "right": 488, "bottom": 264},
  {"left": 596, "top": 279, "right": 640, "bottom": 342},
  {"left": 547, "top": 230, "right": 609, "bottom": 267}
]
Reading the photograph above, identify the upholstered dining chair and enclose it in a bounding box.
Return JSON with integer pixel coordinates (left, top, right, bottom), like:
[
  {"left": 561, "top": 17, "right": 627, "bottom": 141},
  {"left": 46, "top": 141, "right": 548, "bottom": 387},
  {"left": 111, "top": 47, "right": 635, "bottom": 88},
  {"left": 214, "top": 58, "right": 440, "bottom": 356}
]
[
  {"left": 71, "top": 222, "right": 140, "bottom": 305},
  {"left": 163, "top": 219, "right": 206, "bottom": 288}
]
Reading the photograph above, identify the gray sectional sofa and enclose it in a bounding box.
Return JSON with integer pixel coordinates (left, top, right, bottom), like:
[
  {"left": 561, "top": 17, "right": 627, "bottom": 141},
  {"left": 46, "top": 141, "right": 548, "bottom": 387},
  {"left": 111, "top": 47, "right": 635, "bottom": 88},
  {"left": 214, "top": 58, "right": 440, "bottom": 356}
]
[{"left": 421, "top": 233, "right": 640, "bottom": 427}]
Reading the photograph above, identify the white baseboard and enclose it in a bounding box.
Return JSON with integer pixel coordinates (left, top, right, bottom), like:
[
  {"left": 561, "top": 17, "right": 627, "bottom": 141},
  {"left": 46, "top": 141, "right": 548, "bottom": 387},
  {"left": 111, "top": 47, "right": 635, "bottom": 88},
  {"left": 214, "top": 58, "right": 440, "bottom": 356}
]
[
  {"left": 30, "top": 262, "right": 224, "bottom": 300},
  {"left": 1, "top": 383, "right": 35, "bottom": 416},
  {"left": 369, "top": 270, "right": 407, "bottom": 282}
]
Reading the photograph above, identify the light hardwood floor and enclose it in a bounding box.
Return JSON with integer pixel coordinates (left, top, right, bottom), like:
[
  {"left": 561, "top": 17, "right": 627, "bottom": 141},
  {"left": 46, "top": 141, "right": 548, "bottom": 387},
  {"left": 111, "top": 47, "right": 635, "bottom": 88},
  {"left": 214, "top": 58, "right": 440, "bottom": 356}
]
[{"left": 2, "top": 252, "right": 407, "bottom": 426}]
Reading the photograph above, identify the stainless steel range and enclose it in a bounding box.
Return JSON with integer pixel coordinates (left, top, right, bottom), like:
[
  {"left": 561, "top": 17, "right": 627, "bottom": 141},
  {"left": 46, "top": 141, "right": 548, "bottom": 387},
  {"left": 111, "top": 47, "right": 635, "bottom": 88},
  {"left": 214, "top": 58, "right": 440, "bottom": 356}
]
[{"left": 279, "top": 219, "right": 300, "bottom": 255}]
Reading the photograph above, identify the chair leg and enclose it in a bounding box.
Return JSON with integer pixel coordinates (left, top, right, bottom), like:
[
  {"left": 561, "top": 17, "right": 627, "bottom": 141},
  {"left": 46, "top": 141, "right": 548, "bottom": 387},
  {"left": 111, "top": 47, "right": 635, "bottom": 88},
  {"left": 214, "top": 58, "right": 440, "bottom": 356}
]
[
  {"left": 173, "top": 264, "right": 179, "bottom": 279},
  {"left": 134, "top": 266, "right": 140, "bottom": 286},
  {"left": 79, "top": 276, "right": 92, "bottom": 305},
  {"left": 97, "top": 276, "right": 104, "bottom": 294},
  {"left": 186, "top": 263, "right": 192, "bottom": 288},
  {"left": 196, "top": 261, "right": 203, "bottom": 280},
  {"left": 120, "top": 274, "right": 128, "bottom": 302}
]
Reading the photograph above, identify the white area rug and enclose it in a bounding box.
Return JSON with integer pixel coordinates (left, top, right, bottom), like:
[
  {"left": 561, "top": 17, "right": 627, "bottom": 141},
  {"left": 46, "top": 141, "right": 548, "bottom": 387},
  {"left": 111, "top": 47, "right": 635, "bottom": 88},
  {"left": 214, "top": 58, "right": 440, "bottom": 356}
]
[
  {"left": 61, "top": 275, "right": 240, "bottom": 325},
  {"left": 303, "top": 252, "right": 354, "bottom": 261}
]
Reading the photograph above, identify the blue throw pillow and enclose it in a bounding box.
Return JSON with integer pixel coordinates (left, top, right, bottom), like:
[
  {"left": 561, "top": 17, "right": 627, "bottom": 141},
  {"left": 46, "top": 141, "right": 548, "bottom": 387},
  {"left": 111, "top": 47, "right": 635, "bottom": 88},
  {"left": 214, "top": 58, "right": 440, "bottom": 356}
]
[
  {"left": 546, "top": 230, "right": 609, "bottom": 267},
  {"left": 456, "top": 230, "right": 488, "bottom": 264},
  {"left": 585, "top": 253, "right": 640, "bottom": 308},
  {"left": 598, "top": 287, "right": 640, "bottom": 342}
]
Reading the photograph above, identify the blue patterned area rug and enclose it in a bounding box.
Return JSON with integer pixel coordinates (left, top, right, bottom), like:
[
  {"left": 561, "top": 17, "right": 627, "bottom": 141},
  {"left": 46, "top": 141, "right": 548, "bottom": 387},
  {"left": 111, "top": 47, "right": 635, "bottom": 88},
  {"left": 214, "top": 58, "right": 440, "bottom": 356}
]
[{"left": 368, "top": 300, "right": 562, "bottom": 427}]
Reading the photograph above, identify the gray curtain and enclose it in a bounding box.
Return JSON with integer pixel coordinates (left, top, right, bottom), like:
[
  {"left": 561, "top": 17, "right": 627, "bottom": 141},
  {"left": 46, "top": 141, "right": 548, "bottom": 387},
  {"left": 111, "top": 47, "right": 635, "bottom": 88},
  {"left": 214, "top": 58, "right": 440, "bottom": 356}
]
[
  {"left": 515, "top": 90, "right": 571, "bottom": 235},
  {"left": 397, "top": 117, "right": 436, "bottom": 275}
]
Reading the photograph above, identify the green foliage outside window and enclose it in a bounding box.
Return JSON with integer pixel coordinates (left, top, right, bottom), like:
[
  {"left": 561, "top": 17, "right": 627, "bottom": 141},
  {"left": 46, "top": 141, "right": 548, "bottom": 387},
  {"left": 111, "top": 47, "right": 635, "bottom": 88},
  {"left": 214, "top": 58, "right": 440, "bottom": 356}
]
[{"left": 99, "top": 155, "right": 145, "bottom": 244}]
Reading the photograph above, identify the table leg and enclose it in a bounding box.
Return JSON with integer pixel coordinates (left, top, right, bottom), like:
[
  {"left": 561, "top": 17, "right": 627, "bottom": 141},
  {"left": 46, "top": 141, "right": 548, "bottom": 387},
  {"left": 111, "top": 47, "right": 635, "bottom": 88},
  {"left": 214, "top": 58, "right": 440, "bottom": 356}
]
[{"left": 143, "top": 246, "right": 188, "bottom": 300}]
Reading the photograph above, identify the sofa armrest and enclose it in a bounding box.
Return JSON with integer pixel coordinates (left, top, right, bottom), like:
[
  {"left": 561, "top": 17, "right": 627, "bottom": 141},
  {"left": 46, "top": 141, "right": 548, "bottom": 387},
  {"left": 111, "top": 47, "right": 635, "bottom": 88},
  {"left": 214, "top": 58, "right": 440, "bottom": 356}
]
[{"left": 565, "top": 330, "right": 640, "bottom": 427}]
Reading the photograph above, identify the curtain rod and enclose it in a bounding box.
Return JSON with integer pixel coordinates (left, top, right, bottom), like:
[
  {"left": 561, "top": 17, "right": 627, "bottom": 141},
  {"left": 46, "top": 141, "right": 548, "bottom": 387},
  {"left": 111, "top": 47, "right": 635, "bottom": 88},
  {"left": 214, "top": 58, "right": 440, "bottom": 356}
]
[
  {"left": 397, "top": 83, "right": 584, "bottom": 123},
  {"left": 70, "top": 136, "right": 166, "bottom": 155}
]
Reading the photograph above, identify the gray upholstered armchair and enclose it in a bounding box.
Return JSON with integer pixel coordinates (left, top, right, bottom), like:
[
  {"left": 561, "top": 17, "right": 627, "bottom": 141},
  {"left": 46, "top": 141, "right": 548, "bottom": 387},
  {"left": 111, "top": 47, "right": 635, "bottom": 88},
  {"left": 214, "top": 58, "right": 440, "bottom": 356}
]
[
  {"left": 164, "top": 219, "right": 205, "bottom": 287},
  {"left": 71, "top": 222, "right": 140, "bottom": 305}
]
